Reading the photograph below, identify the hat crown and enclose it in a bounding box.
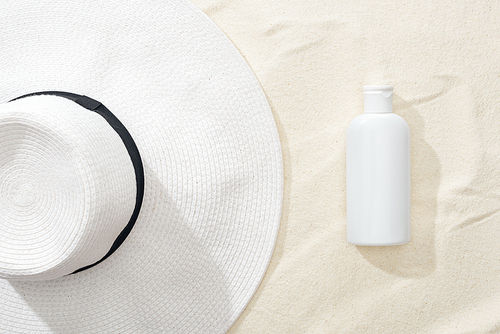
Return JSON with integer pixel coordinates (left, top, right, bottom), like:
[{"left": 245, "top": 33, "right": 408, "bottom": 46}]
[{"left": 0, "top": 95, "right": 136, "bottom": 281}]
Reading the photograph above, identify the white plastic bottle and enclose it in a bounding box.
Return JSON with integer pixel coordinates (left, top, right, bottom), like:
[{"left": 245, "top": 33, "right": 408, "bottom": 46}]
[{"left": 346, "top": 85, "right": 411, "bottom": 245}]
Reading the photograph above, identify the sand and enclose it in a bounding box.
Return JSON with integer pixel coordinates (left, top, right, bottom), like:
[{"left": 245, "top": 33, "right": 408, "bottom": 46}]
[{"left": 193, "top": 1, "right": 500, "bottom": 332}]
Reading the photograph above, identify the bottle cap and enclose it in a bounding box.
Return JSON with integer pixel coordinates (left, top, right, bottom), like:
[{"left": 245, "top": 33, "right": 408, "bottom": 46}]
[{"left": 363, "top": 85, "right": 393, "bottom": 113}]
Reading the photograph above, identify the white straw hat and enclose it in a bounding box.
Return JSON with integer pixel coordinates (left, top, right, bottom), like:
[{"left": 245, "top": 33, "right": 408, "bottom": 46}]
[{"left": 0, "top": 1, "right": 283, "bottom": 333}]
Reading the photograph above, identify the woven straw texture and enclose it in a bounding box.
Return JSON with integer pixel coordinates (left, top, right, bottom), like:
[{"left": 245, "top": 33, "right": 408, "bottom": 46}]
[
  {"left": 0, "top": 0, "right": 283, "bottom": 333},
  {"left": 0, "top": 95, "right": 137, "bottom": 281}
]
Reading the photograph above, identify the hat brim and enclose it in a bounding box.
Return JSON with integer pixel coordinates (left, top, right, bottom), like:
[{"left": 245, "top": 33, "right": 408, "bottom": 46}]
[{"left": 0, "top": 1, "right": 283, "bottom": 333}]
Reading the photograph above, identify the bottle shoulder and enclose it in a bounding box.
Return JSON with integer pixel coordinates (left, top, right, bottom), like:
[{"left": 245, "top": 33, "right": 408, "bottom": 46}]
[{"left": 347, "top": 113, "right": 410, "bottom": 134}]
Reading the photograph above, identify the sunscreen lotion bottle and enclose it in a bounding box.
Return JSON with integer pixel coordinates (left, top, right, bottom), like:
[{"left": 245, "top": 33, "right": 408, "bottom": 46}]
[{"left": 346, "top": 85, "right": 411, "bottom": 245}]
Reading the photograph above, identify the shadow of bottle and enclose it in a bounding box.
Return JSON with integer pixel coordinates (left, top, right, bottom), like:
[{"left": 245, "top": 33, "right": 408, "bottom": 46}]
[{"left": 356, "top": 94, "right": 440, "bottom": 277}]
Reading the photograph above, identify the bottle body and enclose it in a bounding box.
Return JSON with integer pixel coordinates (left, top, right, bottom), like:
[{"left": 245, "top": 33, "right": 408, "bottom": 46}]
[{"left": 346, "top": 113, "right": 411, "bottom": 245}]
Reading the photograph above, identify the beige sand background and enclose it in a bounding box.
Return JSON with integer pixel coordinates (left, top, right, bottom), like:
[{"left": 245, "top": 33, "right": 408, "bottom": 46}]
[{"left": 192, "top": 0, "right": 500, "bottom": 332}]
